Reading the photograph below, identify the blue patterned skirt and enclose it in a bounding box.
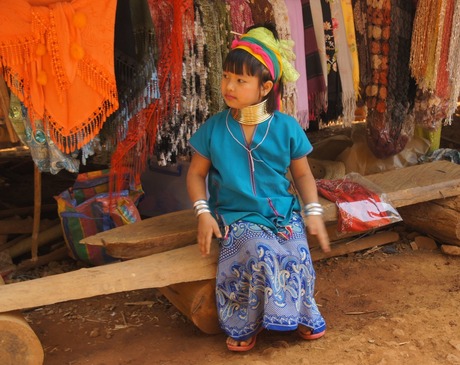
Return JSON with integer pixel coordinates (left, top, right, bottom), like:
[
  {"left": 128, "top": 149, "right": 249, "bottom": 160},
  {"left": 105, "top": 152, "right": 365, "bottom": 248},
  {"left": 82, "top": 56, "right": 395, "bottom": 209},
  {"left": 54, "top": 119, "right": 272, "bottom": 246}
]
[{"left": 216, "top": 212, "right": 326, "bottom": 341}]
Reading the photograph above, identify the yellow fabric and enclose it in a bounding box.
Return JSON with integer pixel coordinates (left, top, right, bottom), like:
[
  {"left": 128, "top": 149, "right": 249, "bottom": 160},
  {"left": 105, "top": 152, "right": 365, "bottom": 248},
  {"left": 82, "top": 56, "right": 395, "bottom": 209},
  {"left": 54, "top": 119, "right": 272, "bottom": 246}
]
[
  {"left": 341, "top": 0, "right": 360, "bottom": 99},
  {"left": 0, "top": 0, "right": 118, "bottom": 153}
]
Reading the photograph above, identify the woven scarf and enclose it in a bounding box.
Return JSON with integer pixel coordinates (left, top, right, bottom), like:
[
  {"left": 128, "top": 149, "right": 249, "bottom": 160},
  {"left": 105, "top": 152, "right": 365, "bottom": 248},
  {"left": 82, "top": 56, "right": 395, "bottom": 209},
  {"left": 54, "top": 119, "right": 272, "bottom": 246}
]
[
  {"left": 330, "top": 0, "right": 356, "bottom": 126},
  {"left": 352, "top": 0, "right": 371, "bottom": 102},
  {"left": 410, "top": 0, "right": 442, "bottom": 90},
  {"left": 247, "top": 0, "right": 275, "bottom": 25},
  {"left": 341, "top": 0, "right": 360, "bottom": 99},
  {"left": 446, "top": 0, "right": 460, "bottom": 118},
  {"left": 286, "top": 0, "right": 310, "bottom": 127},
  {"left": 226, "top": 0, "right": 254, "bottom": 35},
  {"left": 110, "top": 0, "right": 194, "bottom": 190},
  {"left": 269, "top": 0, "right": 298, "bottom": 118},
  {"left": 98, "top": 0, "right": 159, "bottom": 158},
  {"left": 302, "top": 0, "right": 327, "bottom": 121},
  {"left": 310, "top": 0, "right": 328, "bottom": 86},
  {"left": 319, "top": 0, "right": 343, "bottom": 124},
  {"left": 0, "top": 0, "right": 118, "bottom": 153}
]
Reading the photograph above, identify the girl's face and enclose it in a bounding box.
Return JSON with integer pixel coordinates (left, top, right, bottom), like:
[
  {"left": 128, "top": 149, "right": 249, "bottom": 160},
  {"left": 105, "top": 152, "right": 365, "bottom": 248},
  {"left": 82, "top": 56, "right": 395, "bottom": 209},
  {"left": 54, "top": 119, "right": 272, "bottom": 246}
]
[{"left": 221, "top": 70, "right": 272, "bottom": 110}]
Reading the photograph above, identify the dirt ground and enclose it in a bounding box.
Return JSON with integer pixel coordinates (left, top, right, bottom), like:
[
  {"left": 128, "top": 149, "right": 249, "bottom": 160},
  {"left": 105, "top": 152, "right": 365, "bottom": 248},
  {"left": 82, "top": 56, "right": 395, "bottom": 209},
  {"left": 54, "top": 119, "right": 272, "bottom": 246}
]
[{"left": 19, "top": 237, "right": 460, "bottom": 365}]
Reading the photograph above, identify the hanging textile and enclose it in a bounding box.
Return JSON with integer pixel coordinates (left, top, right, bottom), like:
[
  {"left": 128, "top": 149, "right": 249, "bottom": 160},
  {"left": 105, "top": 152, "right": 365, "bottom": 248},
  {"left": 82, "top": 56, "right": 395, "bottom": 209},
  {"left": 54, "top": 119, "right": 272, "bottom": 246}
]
[
  {"left": 364, "top": 0, "right": 417, "bottom": 158},
  {"left": 8, "top": 92, "right": 80, "bottom": 174},
  {"left": 97, "top": 0, "right": 160, "bottom": 160},
  {"left": 0, "top": 0, "right": 118, "bottom": 154},
  {"left": 154, "top": 0, "right": 229, "bottom": 165},
  {"left": 226, "top": 0, "right": 254, "bottom": 35},
  {"left": 110, "top": 0, "right": 194, "bottom": 190},
  {"left": 446, "top": 0, "right": 460, "bottom": 118},
  {"left": 310, "top": 0, "right": 328, "bottom": 87},
  {"left": 247, "top": 0, "right": 276, "bottom": 25},
  {"left": 352, "top": 0, "right": 371, "bottom": 103},
  {"left": 410, "top": 0, "right": 455, "bottom": 131},
  {"left": 330, "top": 0, "right": 356, "bottom": 126},
  {"left": 340, "top": 0, "right": 360, "bottom": 100},
  {"left": 302, "top": 0, "right": 327, "bottom": 121},
  {"left": 268, "top": 0, "right": 298, "bottom": 118},
  {"left": 286, "top": 0, "right": 310, "bottom": 127},
  {"left": 318, "top": 0, "right": 343, "bottom": 124}
]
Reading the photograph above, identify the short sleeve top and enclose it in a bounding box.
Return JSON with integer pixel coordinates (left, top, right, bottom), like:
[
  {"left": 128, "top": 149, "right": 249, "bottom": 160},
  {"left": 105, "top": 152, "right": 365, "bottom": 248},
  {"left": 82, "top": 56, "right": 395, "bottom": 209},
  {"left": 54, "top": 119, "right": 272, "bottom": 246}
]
[{"left": 189, "top": 109, "right": 313, "bottom": 231}]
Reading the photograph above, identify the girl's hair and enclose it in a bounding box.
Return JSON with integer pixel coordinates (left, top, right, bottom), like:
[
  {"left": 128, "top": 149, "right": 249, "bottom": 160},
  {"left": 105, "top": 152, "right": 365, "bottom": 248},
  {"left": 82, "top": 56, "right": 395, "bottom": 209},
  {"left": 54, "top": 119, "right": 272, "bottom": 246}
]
[{"left": 223, "top": 23, "right": 284, "bottom": 113}]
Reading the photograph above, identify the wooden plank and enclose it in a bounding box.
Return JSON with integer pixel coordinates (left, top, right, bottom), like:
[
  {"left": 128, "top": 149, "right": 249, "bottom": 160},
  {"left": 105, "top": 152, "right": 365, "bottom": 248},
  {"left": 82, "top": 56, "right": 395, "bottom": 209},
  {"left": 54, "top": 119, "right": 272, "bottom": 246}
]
[
  {"left": 81, "top": 209, "right": 197, "bottom": 259},
  {"left": 0, "top": 243, "right": 217, "bottom": 313},
  {"left": 310, "top": 231, "right": 400, "bottom": 261},
  {"left": 0, "top": 230, "right": 401, "bottom": 313},
  {"left": 81, "top": 160, "right": 460, "bottom": 259}
]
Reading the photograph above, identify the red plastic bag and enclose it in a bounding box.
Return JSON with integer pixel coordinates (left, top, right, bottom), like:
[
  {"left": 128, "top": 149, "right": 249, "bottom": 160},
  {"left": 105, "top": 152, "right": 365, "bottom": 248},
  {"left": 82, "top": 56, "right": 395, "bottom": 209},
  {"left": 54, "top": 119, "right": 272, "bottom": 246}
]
[{"left": 316, "top": 173, "right": 402, "bottom": 233}]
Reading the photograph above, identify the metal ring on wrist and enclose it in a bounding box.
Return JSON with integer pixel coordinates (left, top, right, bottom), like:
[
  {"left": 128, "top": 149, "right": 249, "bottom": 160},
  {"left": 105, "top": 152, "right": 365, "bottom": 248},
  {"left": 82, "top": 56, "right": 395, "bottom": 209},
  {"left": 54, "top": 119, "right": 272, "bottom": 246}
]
[
  {"left": 193, "top": 199, "right": 208, "bottom": 208},
  {"left": 195, "top": 208, "right": 211, "bottom": 217},
  {"left": 304, "top": 211, "right": 323, "bottom": 216}
]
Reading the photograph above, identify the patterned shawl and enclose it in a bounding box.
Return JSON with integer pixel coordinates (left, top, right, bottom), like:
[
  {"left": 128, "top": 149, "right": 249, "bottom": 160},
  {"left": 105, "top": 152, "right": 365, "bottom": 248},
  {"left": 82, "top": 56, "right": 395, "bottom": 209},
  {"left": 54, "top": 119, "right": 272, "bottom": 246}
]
[
  {"left": 110, "top": 0, "right": 194, "bottom": 190},
  {"left": 330, "top": 0, "right": 356, "bottom": 126},
  {"left": 302, "top": 0, "right": 327, "bottom": 121},
  {"left": 226, "top": 0, "right": 254, "bottom": 35},
  {"left": 0, "top": 0, "right": 118, "bottom": 153},
  {"left": 269, "top": 0, "right": 298, "bottom": 118},
  {"left": 319, "top": 0, "right": 343, "bottom": 124},
  {"left": 286, "top": 0, "right": 310, "bottom": 127},
  {"left": 98, "top": 0, "right": 159, "bottom": 158}
]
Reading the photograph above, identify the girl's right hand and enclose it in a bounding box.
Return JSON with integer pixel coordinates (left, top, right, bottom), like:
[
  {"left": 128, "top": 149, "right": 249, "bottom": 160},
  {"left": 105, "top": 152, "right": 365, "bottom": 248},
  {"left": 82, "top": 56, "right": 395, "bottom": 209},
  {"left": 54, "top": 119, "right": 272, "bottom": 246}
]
[{"left": 197, "top": 213, "right": 222, "bottom": 257}]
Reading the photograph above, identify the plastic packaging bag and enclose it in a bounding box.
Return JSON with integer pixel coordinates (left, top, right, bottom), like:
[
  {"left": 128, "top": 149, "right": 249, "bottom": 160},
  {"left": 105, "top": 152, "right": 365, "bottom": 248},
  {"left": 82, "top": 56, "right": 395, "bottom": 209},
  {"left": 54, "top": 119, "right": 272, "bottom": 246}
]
[{"left": 316, "top": 173, "right": 402, "bottom": 233}]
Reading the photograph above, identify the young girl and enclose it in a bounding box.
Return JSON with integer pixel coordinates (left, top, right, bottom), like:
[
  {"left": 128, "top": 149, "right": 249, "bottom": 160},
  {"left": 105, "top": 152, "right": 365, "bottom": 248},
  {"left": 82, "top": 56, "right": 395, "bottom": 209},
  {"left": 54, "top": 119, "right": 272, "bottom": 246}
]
[{"left": 186, "top": 23, "right": 330, "bottom": 352}]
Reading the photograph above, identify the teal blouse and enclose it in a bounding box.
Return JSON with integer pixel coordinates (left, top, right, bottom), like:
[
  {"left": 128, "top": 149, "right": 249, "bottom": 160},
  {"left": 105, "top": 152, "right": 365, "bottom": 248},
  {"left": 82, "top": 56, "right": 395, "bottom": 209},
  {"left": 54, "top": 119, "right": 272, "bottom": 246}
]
[{"left": 189, "top": 109, "right": 313, "bottom": 231}]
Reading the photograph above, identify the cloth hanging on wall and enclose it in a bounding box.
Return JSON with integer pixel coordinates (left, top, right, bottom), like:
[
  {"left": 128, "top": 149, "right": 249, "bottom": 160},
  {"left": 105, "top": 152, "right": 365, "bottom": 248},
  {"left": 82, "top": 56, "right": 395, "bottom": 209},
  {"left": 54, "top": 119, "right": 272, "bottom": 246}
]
[
  {"left": 8, "top": 92, "right": 81, "bottom": 174},
  {"left": 330, "top": 0, "right": 356, "bottom": 126},
  {"left": 110, "top": 0, "right": 194, "bottom": 190},
  {"left": 302, "top": 0, "right": 327, "bottom": 121},
  {"left": 226, "top": 0, "right": 254, "bottom": 35},
  {"left": 362, "top": 0, "right": 417, "bottom": 158},
  {"left": 319, "top": 0, "right": 343, "bottom": 124},
  {"left": 411, "top": 0, "right": 457, "bottom": 130},
  {"left": 97, "top": 0, "right": 160, "bottom": 162},
  {"left": 269, "top": 0, "right": 298, "bottom": 118},
  {"left": 0, "top": 0, "right": 118, "bottom": 154},
  {"left": 247, "top": 0, "right": 276, "bottom": 25},
  {"left": 286, "top": 0, "right": 310, "bottom": 127},
  {"left": 340, "top": 0, "right": 360, "bottom": 100}
]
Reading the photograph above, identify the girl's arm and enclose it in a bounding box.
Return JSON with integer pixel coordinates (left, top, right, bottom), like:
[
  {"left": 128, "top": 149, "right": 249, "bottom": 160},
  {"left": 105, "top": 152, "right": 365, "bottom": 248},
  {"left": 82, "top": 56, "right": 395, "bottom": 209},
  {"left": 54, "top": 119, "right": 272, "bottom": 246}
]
[
  {"left": 186, "top": 153, "right": 222, "bottom": 256},
  {"left": 289, "top": 156, "right": 330, "bottom": 253}
]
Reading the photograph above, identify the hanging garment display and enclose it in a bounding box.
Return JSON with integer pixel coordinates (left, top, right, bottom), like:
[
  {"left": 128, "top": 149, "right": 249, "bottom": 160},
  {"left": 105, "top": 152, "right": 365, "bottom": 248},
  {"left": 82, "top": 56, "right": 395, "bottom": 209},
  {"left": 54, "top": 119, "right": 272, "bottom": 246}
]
[
  {"left": 302, "top": 0, "right": 327, "bottom": 121},
  {"left": 319, "top": 0, "right": 343, "bottom": 124},
  {"left": 8, "top": 93, "right": 80, "bottom": 174},
  {"left": 226, "top": 0, "right": 254, "bottom": 35},
  {"left": 356, "top": 0, "right": 417, "bottom": 159},
  {"left": 110, "top": 0, "right": 194, "bottom": 190},
  {"left": 410, "top": 0, "right": 457, "bottom": 132},
  {"left": 330, "top": 0, "right": 356, "bottom": 126},
  {"left": 97, "top": 0, "right": 160, "bottom": 160},
  {"left": 286, "top": 0, "right": 310, "bottom": 127},
  {"left": 0, "top": 0, "right": 118, "bottom": 154}
]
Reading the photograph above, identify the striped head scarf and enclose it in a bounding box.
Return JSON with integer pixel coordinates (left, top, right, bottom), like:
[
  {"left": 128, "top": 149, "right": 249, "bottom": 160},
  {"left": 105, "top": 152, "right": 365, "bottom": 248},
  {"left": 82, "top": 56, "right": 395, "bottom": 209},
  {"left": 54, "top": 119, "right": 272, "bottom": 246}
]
[{"left": 231, "top": 26, "right": 299, "bottom": 109}]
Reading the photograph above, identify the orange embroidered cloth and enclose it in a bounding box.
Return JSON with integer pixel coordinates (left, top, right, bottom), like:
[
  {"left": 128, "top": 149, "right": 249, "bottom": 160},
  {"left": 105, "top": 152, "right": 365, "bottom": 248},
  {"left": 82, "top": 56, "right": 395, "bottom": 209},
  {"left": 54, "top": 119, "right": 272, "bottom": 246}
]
[{"left": 0, "top": 0, "right": 118, "bottom": 153}]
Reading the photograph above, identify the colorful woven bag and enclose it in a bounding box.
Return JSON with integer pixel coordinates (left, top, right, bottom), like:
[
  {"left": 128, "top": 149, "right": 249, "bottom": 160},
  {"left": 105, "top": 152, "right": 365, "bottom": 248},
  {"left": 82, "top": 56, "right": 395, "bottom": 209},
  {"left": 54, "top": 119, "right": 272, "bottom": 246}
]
[{"left": 55, "top": 169, "right": 143, "bottom": 266}]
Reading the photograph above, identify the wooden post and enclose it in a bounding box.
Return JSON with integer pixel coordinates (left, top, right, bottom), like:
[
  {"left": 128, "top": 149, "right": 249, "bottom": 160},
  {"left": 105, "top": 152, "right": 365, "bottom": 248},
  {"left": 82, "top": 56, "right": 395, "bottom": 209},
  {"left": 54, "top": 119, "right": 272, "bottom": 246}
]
[
  {"left": 0, "top": 277, "right": 44, "bottom": 365},
  {"left": 31, "top": 165, "right": 42, "bottom": 261},
  {"left": 158, "top": 279, "right": 221, "bottom": 335}
]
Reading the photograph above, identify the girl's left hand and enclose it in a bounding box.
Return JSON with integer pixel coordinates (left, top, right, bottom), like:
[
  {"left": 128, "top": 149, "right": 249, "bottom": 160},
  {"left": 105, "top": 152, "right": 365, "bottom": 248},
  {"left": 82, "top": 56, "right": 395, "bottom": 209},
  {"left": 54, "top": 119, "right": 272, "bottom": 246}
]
[{"left": 306, "top": 215, "right": 331, "bottom": 253}]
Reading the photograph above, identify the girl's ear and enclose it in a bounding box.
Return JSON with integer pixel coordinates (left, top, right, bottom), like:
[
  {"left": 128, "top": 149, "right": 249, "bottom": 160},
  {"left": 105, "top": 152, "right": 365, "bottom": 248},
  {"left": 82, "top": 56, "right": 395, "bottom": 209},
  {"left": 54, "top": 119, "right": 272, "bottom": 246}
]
[{"left": 262, "top": 80, "right": 274, "bottom": 96}]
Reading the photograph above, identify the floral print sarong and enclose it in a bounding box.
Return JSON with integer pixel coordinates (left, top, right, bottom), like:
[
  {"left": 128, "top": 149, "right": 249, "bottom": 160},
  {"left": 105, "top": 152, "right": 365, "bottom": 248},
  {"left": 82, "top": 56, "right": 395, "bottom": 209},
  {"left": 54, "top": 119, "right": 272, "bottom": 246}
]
[{"left": 216, "top": 213, "right": 326, "bottom": 341}]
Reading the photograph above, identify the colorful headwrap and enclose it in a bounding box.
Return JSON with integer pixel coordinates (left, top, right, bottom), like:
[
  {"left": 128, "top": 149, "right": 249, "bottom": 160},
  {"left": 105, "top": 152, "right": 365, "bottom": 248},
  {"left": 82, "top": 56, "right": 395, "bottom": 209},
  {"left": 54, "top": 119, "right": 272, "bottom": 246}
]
[{"left": 231, "top": 27, "right": 300, "bottom": 109}]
